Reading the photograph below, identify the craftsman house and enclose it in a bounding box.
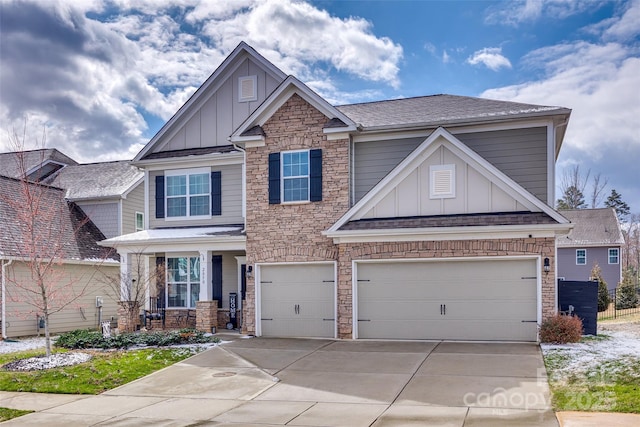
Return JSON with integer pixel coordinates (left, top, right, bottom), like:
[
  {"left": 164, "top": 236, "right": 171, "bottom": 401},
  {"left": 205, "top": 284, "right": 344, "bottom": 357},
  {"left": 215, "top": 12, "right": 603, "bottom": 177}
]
[{"left": 101, "top": 42, "right": 573, "bottom": 342}]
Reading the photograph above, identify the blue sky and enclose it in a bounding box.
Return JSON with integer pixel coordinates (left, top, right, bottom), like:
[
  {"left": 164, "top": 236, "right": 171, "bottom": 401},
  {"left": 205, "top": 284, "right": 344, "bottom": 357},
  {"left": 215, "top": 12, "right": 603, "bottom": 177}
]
[{"left": 0, "top": 0, "right": 638, "bottom": 213}]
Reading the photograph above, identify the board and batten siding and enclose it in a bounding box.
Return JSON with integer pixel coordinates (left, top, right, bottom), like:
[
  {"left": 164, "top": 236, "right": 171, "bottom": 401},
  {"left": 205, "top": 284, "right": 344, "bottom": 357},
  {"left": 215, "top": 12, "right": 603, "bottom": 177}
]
[
  {"left": 148, "top": 164, "right": 243, "bottom": 229},
  {"left": 77, "top": 202, "right": 119, "bottom": 239},
  {"left": 353, "top": 127, "right": 548, "bottom": 205},
  {"left": 3, "top": 261, "right": 120, "bottom": 338},
  {"left": 122, "top": 183, "right": 144, "bottom": 235},
  {"left": 218, "top": 251, "right": 244, "bottom": 310},
  {"left": 157, "top": 57, "right": 282, "bottom": 152}
]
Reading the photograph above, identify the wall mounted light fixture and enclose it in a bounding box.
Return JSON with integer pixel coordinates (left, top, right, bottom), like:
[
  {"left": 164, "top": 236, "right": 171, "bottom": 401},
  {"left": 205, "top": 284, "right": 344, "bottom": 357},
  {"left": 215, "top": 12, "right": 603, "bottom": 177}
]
[
  {"left": 543, "top": 257, "right": 550, "bottom": 273},
  {"left": 246, "top": 265, "right": 253, "bottom": 278}
]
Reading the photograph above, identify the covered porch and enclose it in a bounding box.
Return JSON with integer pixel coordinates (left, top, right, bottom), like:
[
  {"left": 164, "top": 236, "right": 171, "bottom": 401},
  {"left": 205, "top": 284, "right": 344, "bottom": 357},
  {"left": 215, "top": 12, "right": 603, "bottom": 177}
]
[{"left": 99, "top": 226, "right": 246, "bottom": 333}]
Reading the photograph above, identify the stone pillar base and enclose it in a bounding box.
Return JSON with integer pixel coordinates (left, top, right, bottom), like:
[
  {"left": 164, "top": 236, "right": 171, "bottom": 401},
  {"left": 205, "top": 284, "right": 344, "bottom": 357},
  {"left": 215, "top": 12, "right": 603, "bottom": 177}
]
[
  {"left": 196, "top": 300, "right": 218, "bottom": 333},
  {"left": 117, "top": 301, "right": 140, "bottom": 332}
]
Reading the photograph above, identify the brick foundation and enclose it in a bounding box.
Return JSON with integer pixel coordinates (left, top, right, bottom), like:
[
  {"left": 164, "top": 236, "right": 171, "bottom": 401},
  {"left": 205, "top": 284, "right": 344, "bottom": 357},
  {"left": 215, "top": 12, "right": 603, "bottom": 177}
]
[
  {"left": 196, "top": 300, "right": 218, "bottom": 333},
  {"left": 117, "top": 301, "right": 140, "bottom": 332},
  {"left": 163, "top": 309, "right": 196, "bottom": 329}
]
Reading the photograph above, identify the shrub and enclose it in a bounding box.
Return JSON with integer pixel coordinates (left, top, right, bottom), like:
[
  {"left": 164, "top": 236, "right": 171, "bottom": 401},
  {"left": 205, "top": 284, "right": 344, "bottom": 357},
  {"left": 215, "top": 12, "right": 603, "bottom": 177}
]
[
  {"left": 539, "top": 314, "right": 583, "bottom": 344},
  {"left": 616, "top": 269, "right": 639, "bottom": 310},
  {"left": 55, "top": 328, "right": 219, "bottom": 350}
]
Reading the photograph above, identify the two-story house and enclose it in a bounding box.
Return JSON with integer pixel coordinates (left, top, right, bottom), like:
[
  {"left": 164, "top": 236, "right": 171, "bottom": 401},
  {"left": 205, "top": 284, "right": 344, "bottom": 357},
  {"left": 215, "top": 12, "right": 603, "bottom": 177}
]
[
  {"left": 557, "top": 208, "right": 624, "bottom": 290},
  {"left": 102, "top": 42, "right": 573, "bottom": 342}
]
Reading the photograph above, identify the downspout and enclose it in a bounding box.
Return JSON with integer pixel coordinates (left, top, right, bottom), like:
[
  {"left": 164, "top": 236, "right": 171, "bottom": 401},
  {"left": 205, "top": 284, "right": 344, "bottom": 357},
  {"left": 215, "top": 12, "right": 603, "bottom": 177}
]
[
  {"left": 232, "top": 143, "right": 247, "bottom": 233},
  {"left": 1, "top": 259, "right": 13, "bottom": 339}
]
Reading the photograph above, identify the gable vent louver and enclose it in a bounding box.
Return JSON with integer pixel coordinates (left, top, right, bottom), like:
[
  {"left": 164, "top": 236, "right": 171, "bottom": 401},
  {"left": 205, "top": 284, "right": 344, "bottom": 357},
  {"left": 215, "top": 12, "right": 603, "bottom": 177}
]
[
  {"left": 239, "top": 75, "right": 257, "bottom": 102},
  {"left": 430, "top": 165, "right": 455, "bottom": 199}
]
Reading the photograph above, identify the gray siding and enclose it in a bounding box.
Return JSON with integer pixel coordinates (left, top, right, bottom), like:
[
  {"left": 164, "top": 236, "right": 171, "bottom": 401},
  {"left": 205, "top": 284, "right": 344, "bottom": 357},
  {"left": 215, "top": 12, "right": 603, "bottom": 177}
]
[
  {"left": 77, "top": 202, "right": 119, "bottom": 238},
  {"left": 557, "top": 247, "right": 622, "bottom": 291},
  {"left": 122, "top": 183, "right": 144, "bottom": 235},
  {"left": 353, "top": 137, "right": 424, "bottom": 203},
  {"left": 218, "top": 251, "right": 244, "bottom": 310},
  {"left": 352, "top": 127, "right": 548, "bottom": 204},
  {"left": 455, "top": 127, "right": 547, "bottom": 203},
  {"left": 149, "top": 164, "right": 243, "bottom": 229}
]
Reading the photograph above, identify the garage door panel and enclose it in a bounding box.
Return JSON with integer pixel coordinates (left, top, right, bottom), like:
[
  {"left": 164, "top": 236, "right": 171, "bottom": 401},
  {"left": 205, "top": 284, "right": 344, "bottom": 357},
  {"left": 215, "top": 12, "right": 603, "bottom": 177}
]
[
  {"left": 357, "top": 259, "right": 538, "bottom": 342},
  {"left": 260, "top": 264, "right": 335, "bottom": 338}
]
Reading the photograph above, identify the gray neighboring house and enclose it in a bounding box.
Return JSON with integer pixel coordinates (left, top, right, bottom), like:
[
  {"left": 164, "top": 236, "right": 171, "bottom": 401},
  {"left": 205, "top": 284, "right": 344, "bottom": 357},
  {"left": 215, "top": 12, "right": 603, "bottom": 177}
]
[{"left": 557, "top": 208, "right": 624, "bottom": 290}]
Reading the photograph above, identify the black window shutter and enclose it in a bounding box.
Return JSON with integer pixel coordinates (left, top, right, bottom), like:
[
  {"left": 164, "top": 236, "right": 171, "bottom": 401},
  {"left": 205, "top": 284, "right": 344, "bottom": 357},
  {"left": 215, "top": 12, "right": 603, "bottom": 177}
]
[
  {"left": 155, "top": 256, "right": 165, "bottom": 308},
  {"left": 268, "top": 152, "right": 281, "bottom": 204},
  {"left": 211, "top": 171, "right": 221, "bottom": 216},
  {"left": 310, "top": 149, "right": 322, "bottom": 202},
  {"left": 212, "top": 255, "right": 223, "bottom": 308},
  {"left": 155, "top": 175, "right": 165, "bottom": 218}
]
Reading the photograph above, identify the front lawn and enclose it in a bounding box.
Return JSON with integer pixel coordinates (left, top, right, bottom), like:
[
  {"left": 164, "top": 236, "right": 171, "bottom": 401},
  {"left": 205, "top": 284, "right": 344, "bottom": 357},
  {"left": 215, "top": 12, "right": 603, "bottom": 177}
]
[
  {"left": 0, "top": 407, "right": 33, "bottom": 421},
  {"left": 542, "top": 320, "right": 640, "bottom": 413},
  {"left": 0, "top": 346, "right": 202, "bottom": 394}
]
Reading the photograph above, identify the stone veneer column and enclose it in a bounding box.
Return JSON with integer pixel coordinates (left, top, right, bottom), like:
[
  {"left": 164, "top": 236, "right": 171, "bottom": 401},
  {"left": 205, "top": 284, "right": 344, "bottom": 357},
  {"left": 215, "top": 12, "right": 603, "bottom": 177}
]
[{"left": 196, "top": 300, "right": 218, "bottom": 333}]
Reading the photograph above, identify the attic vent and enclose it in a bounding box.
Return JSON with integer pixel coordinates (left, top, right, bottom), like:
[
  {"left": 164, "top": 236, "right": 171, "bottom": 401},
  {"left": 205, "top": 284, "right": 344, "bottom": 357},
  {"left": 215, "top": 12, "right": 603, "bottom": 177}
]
[
  {"left": 239, "top": 75, "right": 257, "bottom": 102},
  {"left": 430, "top": 164, "right": 455, "bottom": 199}
]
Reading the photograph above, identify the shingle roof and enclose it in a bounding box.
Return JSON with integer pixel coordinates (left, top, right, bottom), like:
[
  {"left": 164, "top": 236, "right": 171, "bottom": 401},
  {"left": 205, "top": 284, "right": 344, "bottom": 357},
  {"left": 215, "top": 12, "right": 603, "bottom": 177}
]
[
  {"left": 336, "top": 94, "right": 569, "bottom": 130},
  {"left": 0, "top": 175, "right": 117, "bottom": 261},
  {"left": 340, "top": 212, "right": 558, "bottom": 231},
  {"left": 0, "top": 149, "right": 77, "bottom": 179},
  {"left": 45, "top": 161, "right": 143, "bottom": 200},
  {"left": 557, "top": 208, "right": 624, "bottom": 247}
]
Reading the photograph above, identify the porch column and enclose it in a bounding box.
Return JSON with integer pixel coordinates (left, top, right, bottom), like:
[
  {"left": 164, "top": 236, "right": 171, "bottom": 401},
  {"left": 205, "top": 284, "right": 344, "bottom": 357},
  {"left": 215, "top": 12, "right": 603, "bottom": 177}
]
[
  {"left": 119, "top": 250, "right": 133, "bottom": 301},
  {"left": 199, "top": 250, "right": 212, "bottom": 301}
]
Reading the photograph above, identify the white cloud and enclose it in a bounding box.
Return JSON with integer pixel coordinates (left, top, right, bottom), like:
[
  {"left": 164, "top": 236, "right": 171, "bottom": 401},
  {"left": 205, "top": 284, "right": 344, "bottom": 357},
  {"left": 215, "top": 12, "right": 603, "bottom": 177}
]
[
  {"left": 442, "top": 50, "right": 451, "bottom": 64},
  {"left": 0, "top": 0, "right": 403, "bottom": 162},
  {"left": 481, "top": 39, "right": 640, "bottom": 210},
  {"left": 603, "top": 0, "right": 640, "bottom": 41},
  {"left": 467, "top": 47, "right": 512, "bottom": 71},
  {"left": 485, "top": 0, "right": 599, "bottom": 26}
]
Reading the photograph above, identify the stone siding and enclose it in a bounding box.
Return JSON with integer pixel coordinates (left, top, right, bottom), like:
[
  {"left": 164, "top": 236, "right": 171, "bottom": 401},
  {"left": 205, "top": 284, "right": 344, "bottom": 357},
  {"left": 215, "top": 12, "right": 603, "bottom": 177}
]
[
  {"left": 337, "top": 238, "right": 556, "bottom": 338},
  {"left": 243, "top": 94, "right": 350, "bottom": 335}
]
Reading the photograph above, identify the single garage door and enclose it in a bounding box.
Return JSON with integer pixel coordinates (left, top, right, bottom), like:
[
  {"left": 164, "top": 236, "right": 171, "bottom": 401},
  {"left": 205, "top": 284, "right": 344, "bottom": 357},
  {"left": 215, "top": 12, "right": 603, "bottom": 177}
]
[
  {"left": 356, "top": 259, "right": 538, "bottom": 341},
  {"left": 259, "top": 263, "right": 335, "bottom": 338}
]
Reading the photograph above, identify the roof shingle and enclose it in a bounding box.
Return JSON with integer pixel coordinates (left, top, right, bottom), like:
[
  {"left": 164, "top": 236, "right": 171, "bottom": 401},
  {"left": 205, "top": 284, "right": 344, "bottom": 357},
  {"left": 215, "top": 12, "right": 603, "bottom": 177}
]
[{"left": 557, "top": 208, "right": 624, "bottom": 247}]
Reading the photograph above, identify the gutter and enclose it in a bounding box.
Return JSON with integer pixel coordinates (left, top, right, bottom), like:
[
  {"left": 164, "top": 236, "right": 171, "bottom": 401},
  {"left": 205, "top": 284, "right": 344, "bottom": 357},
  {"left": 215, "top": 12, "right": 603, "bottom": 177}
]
[{"left": 1, "top": 258, "right": 13, "bottom": 339}]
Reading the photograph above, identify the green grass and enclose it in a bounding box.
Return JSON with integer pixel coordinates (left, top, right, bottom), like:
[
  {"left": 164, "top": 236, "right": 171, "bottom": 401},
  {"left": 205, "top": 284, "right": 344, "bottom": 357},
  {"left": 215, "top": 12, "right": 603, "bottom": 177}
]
[
  {"left": 544, "top": 351, "right": 640, "bottom": 413},
  {"left": 0, "top": 347, "right": 202, "bottom": 394},
  {"left": 0, "top": 407, "right": 33, "bottom": 421}
]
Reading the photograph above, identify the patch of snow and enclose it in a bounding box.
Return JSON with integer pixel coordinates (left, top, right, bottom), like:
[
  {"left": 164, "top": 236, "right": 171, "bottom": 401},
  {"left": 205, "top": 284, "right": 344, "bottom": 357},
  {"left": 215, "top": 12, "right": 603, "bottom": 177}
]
[
  {"left": 3, "top": 352, "right": 92, "bottom": 371},
  {"left": 0, "top": 337, "right": 48, "bottom": 354},
  {"left": 103, "top": 226, "right": 243, "bottom": 244}
]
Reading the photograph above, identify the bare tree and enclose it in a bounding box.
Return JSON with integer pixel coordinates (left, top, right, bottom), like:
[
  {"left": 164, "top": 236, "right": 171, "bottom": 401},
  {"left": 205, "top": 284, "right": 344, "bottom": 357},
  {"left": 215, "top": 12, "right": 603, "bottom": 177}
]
[
  {"left": 0, "top": 126, "right": 112, "bottom": 355},
  {"left": 590, "top": 173, "right": 608, "bottom": 208},
  {"left": 100, "top": 250, "right": 165, "bottom": 332}
]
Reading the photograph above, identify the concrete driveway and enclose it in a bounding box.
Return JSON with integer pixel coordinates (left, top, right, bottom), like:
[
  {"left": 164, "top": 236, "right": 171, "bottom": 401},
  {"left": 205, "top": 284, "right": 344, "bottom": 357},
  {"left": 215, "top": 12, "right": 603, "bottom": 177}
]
[{"left": 0, "top": 337, "right": 558, "bottom": 426}]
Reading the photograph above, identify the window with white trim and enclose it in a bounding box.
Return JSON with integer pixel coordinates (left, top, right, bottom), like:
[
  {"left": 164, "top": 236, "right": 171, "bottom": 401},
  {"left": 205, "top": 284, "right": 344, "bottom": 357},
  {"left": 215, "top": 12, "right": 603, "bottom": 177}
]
[
  {"left": 608, "top": 248, "right": 619, "bottom": 264},
  {"left": 576, "top": 249, "right": 586, "bottom": 265},
  {"left": 165, "top": 168, "right": 210, "bottom": 218},
  {"left": 166, "top": 256, "right": 200, "bottom": 308},
  {"left": 282, "top": 150, "right": 310, "bottom": 202},
  {"left": 135, "top": 212, "right": 144, "bottom": 232},
  {"left": 429, "top": 164, "right": 456, "bottom": 199}
]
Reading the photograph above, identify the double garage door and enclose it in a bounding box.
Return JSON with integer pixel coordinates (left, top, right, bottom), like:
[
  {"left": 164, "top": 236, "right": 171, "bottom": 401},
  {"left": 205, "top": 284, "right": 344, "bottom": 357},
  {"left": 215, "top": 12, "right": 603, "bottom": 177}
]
[{"left": 258, "top": 259, "right": 538, "bottom": 342}]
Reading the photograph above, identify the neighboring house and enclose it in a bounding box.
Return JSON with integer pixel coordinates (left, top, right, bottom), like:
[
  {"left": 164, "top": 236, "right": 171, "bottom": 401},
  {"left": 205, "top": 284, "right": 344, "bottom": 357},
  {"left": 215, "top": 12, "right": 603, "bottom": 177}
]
[
  {"left": 0, "top": 175, "right": 119, "bottom": 338},
  {"left": 557, "top": 208, "right": 624, "bottom": 290},
  {"left": 0, "top": 150, "right": 145, "bottom": 239},
  {"left": 102, "top": 42, "right": 573, "bottom": 342}
]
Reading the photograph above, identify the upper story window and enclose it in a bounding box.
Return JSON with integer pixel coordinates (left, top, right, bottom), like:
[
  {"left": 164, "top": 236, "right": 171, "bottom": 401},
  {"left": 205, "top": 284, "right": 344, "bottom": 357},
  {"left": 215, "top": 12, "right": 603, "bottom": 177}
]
[
  {"left": 166, "top": 169, "right": 210, "bottom": 218},
  {"left": 269, "top": 149, "right": 322, "bottom": 205},
  {"left": 155, "top": 168, "right": 222, "bottom": 220},
  {"left": 608, "top": 248, "right": 619, "bottom": 264},
  {"left": 282, "top": 151, "right": 309, "bottom": 202},
  {"left": 135, "top": 212, "right": 144, "bottom": 232},
  {"left": 576, "top": 249, "right": 586, "bottom": 265}
]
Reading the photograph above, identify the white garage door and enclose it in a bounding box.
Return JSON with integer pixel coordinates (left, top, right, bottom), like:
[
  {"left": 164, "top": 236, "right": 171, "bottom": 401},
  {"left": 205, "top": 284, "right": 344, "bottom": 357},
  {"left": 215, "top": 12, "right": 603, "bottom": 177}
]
[
  {"left": 259, "top": 263, "right": 335, "bottom": 338},
  {"left": 356, "top": 259, "right": 538, "bottom": 342}
]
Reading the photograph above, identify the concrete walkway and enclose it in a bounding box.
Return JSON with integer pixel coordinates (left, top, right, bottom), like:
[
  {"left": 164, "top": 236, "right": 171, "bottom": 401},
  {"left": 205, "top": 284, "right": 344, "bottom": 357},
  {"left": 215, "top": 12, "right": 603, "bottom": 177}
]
[{"left": 0, "top": 336, "right": 635, "bottom": 426}]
